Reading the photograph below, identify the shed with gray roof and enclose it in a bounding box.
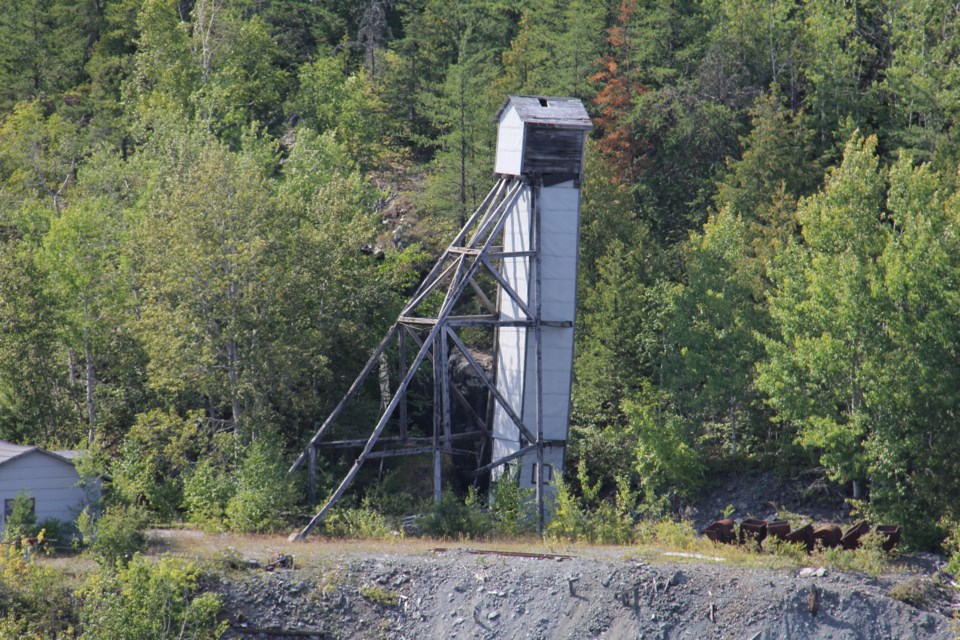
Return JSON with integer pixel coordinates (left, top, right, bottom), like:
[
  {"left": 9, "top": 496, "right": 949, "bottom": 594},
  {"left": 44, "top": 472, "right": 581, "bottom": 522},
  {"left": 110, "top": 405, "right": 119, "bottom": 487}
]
[{"left": 0, "top": 440, "right": 90, "bottom": 531}]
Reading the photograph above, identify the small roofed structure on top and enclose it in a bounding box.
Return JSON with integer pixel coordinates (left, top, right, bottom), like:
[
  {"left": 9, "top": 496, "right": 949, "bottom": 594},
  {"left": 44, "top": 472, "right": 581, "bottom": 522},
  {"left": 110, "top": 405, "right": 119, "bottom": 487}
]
[
  {"left": 494, "top": 95, "right": 592, "bottom": 183},
  {"left": 0, "top": 440, "right": 92, "bottom": 533}
]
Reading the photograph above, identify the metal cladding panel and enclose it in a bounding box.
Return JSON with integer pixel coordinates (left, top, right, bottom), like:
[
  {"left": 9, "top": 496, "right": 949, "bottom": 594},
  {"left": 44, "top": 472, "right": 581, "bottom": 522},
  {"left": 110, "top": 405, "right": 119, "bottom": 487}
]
[
  {"left": 494, "top": 105, "right": 525, "bottom": 176},
  {"left": 517, "top": 445, "right": 566, "bottom": 490},
  {"left": 492, "top": 190, "right": 533, "bottom": 470}
]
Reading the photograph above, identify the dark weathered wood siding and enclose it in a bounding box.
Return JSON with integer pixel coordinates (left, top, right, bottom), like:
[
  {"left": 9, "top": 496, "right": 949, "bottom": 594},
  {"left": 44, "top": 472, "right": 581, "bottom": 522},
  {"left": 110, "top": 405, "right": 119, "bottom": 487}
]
[{"left": 522, "top": 126, "right": 585, "bottom": 177}]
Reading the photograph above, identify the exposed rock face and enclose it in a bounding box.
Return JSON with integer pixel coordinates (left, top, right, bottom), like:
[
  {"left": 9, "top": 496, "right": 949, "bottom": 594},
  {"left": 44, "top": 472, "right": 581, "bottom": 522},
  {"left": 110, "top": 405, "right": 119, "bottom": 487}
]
[{"left": 214, "top": 547, "right": 957, "bottom": 640}]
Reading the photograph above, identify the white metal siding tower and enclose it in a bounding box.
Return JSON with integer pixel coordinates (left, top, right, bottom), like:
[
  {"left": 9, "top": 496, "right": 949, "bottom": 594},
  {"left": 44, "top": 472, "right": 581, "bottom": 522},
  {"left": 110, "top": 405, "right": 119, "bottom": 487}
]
[
  {"left": 490, "top": 97, "right": 591, "bottom": 513},
  {"left": 289, "top": 96, "right": 591, "bottom": 539}
]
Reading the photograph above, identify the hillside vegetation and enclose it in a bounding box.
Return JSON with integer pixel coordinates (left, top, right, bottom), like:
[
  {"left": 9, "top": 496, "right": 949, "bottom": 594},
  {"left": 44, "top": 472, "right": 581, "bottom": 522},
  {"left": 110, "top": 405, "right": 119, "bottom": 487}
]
[{"left": 3, "top": 0, "right": 960, "bottom": 552}]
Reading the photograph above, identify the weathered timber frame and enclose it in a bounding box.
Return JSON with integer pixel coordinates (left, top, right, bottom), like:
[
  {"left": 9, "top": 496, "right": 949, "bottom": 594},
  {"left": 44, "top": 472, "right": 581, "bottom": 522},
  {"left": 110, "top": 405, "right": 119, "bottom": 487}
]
[{"left": 290, "top": 175, "right": 561, "bottom": 540}]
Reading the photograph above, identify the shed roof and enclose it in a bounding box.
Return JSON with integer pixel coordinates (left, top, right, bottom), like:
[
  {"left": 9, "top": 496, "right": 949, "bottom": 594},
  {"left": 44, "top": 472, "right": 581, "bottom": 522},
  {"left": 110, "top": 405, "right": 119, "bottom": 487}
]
[
  {"left": 0, "top": 440, "right": 78, "bottom": 468},
  {"left": 496, "top": 95, "right": 593, "bottom": 129}
]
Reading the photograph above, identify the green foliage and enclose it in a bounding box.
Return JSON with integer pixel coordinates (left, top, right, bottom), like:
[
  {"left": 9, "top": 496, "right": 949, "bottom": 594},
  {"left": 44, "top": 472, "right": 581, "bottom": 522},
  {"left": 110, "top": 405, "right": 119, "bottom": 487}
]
[
  {"left": 3, "top": 491, "right": 37, "bottom": 543},
  {"left": 78, "top": 503, "right": 149, "bottom": 567},
  {"left": 359, "top": 584, "right": 401, "bottom": 608},
  {"left": 183, "top": 458, "right": 235, "bottom": 532},
  {"left": 420, "top": 489, "right": 490, "bottom": 540},
  {"left": 623, "top": 384, "right": 705, "bottom": 509},
  {"left": 79, "top": 554, "right": 226, "bottom": 640},
  {"left": 546, "top": 462, "right": 638, "bottom": 544},
  {"left": 944, "top": 526, "right": 960, "bottom": 578},
  {"left": 112, "top": 409, "right": 202, "bottom": 521},
  {"left": 489, "top": 468, "right": 534, "bottom": 538},
  {"left": 0, "top": 546, "right": 77, "bottom": 638},
  {"left": 224, "top": 439, "right": 298, "bottom": 533},
  {"left": 317, "top": 507, "right": 391, "bottom": 540}
]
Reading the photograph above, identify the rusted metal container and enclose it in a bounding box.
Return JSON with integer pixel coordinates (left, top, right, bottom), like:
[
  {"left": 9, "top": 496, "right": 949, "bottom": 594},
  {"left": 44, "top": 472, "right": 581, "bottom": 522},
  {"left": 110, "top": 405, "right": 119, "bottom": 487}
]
[
  {"left": 704, "top": 519, "right": 736, "bottom": 544},
  {"left": 875, "top": 524, "right": 901, "bottom": 552},
  {"left": 813, "top": 524, "right": 842, "bottom": 549},
  {"left": 840, "top": 521, "right": 871, "bottom": 550},
  {"left": 784, "top": 523, "right": 815, "bottom": 553},
  {"left": 739, "top": 518, "right": 768, "bottom": 546},
  {"left": 766, "top": 520, "right": 791, "bottom": 541}
]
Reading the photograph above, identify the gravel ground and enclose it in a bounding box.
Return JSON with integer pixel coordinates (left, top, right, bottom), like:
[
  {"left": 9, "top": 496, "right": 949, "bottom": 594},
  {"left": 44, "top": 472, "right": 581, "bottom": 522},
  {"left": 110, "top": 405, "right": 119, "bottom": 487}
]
[{"left": 209, "top": 544, "right": 958, "bottom": 640}]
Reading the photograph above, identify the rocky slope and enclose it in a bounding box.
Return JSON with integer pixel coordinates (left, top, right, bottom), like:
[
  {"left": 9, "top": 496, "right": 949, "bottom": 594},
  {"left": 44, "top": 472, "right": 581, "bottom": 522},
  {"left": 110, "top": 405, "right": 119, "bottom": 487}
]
[{"left": 207, "top": 543, "right": 958, "bottom": 640}]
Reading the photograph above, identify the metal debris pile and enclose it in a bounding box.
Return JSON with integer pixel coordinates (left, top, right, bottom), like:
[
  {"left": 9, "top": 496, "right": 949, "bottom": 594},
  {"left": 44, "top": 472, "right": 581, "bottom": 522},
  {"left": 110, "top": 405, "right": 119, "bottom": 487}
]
[{"left": 703, "top": 519, "right": 901, "bottom": 553}]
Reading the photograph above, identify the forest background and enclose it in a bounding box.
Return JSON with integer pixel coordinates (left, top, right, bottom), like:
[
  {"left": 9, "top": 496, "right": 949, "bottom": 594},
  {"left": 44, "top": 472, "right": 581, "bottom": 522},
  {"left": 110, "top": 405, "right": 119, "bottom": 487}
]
[{"left": 2, "top": 0, "right": 960, "bottom": 549}]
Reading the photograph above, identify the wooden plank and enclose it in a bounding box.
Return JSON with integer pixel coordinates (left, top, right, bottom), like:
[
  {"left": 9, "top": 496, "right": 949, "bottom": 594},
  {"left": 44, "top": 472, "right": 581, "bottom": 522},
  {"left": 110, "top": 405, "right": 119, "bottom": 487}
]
[
  {"left": 481, "top": 256, "right": 535, "bottom": 319},
  {"left": 316, "top": 432, "right": 484, "bottom": 449},
  {"left": 307, "top": 444, "right": 317, "bottom": 504},
  {"left": 398, "top": 330, "right": 407, "bottom": 440},
  {"left": 365, "top": 447, "right": 479, "bottom": 460},
  {"left": 402, "top": 324, "right": 489, "bottom": 435},
  {"left": 433, "top": 335, "right": 442, "bottom": 503},
  {"left": 473, "top": 443, "right": 537, "bottom": 476},
  {"left": 440, "top": 328, "right": 452, "bottom": 452},
  {"left": 469, "top": 277, "right": 497, "bottom": 314},
  {"left": 487, "top": 250, "right": 537, "bottom": 259},
  {"left": 288, "top": 324, "right": 399, "bottom": 473}
]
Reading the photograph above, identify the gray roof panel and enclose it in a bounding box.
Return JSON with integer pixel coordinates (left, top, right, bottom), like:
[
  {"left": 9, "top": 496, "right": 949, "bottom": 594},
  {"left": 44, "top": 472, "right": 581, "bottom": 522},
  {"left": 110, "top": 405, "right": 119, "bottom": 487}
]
[{"left": 496, "top": 95, "right": 593, "bottom": 129}]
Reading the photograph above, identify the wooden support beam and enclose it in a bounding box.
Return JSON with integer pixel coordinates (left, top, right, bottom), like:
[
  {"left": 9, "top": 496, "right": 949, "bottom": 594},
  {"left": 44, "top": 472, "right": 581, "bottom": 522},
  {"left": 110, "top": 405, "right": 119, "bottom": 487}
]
[
  {"left": 398, "top": 329, "right": 407, "bottom": 440},
  {"left": 533, "top": 180, "right": 545, "bottom": 535},
  {"left": 446, "top": 330, "right": 537, "bottom": 444},
  {"left": 486, "top": 250, "right": 537, "bottom": 259},
  {"left": 432, "top": 333, "right": 442, "bottom": 503},
  {"left": 289, "top": 324, "right": 399, "bottom": 473},
  {"left": 366, "top": 447, "right": 478, "bottom": 460},
  {"left": 440, "top": 329, "right": 452, "bottom": 451},
  {"left": 307, "top": 443, "right": 317, "bottom": 504},
  {"left": 481, "top": 256, "right": 535, "bottom": 319},
  {"left": 316, "top": 432, "right": 485, "bottom": 449},
  {"left": 473, "top": 443, "right": 537, "bottom": 476},
  {"left": 469, "top": 277, "right": 497, "bottom": 314}
]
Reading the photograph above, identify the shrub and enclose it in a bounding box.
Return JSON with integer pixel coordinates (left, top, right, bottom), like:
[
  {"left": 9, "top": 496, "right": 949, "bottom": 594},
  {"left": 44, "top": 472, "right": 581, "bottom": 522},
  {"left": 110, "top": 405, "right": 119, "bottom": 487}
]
[
  {"left": 944, "top": 525, "right": 960, "bottom": 577},
  {"left": 489, "top": 468, "right": 534, "bottom": 538},
  {"left": 420, "top": 489, "right": 490, "bottom": 539},
  {"left": 359, "top": 584, "right": 400, "bottom": 608},
  {"left": 318, "top": 506, "right": 391, "bottom": 539},
  {"left": 111, "top": 409, "right": 203, "bottom": 522},
  {"left": 78, "top": 504, "right": 149, "bottom": 567},
  {"left": 183, "top": 458, "right": 235, "bottom": 532},
  {"left": 225, "top": 439, "right": 297, "bottom": 533},
  {"left": 3, "top": 491, "right": 37, "bottom": 543},
  {"left": 545, "top": 477, "right": 587, "bottom": 542},
  {"left": 79, "top": 554, "right": 226, "bottom": 640},
  {"left": 0, "top": 545, "right": 77, "bottom": 638}
]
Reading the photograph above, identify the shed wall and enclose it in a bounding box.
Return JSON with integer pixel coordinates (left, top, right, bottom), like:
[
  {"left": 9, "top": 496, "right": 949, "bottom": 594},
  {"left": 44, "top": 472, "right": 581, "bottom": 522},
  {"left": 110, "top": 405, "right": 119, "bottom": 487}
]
[
  {"left": 494, "top": 105, "right": 525, "bottom": 176},
  {"left": 0, "top": 452, "right": 86, "bottom": 529}
]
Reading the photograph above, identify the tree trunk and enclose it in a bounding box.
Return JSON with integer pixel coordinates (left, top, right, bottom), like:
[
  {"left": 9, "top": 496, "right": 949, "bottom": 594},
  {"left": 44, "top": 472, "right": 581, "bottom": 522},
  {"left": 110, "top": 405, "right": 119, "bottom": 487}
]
[{"left": 83, "top": 296, "right": 96, "bottom": 444}]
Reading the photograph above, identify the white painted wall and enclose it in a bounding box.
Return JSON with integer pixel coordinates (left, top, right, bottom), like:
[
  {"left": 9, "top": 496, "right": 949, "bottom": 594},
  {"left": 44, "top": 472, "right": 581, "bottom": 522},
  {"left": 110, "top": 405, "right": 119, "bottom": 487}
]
[
  {"left": 494, "top": 105, "right": 525, "bottom": 176},
  {"left": 0, "top": 452, "right": 87, "bottom": 529},
  {"left": 491, "top": 188, "right": 532, "bottom": 472},
  {"left": 492, "top": 181, "right": 581, "bottom": 488}
]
